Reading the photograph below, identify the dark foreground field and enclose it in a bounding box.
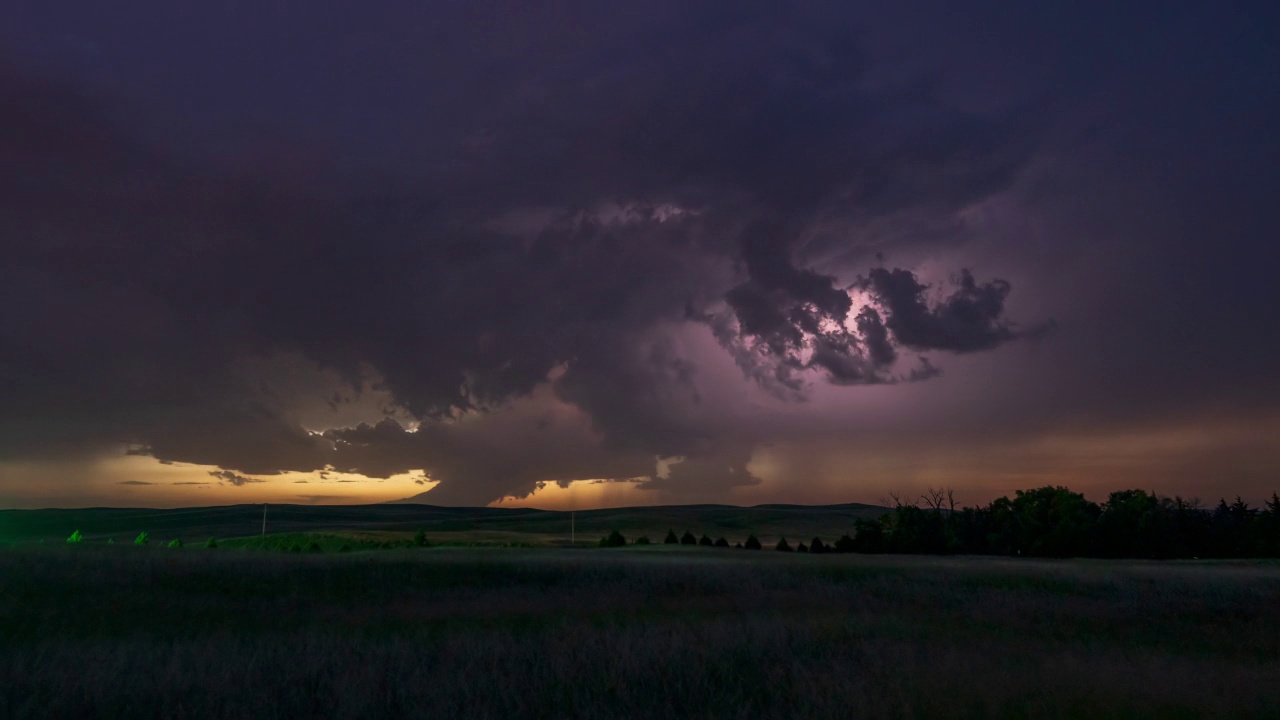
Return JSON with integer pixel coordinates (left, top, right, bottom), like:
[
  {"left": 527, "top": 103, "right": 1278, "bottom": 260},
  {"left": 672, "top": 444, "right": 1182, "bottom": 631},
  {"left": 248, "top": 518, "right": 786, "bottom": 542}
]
[{"left": 3, "top": 547, "right": 1279, "bottom": 719}]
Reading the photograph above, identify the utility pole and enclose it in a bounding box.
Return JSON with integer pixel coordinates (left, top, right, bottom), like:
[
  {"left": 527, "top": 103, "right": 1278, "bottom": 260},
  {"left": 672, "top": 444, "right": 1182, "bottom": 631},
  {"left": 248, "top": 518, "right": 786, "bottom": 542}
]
[
  {"left": 261, "top": 504, "right": 267, "bottom": 538},
  {"left": 571, "top": 510, "right": 575, "bottom": 547}
]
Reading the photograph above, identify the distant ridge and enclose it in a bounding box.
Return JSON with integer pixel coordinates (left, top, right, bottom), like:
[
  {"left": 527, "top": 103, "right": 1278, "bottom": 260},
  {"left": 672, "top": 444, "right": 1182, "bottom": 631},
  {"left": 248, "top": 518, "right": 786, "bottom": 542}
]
[{"left": 387, "top": 491, "right": 884, "bottom": 513}]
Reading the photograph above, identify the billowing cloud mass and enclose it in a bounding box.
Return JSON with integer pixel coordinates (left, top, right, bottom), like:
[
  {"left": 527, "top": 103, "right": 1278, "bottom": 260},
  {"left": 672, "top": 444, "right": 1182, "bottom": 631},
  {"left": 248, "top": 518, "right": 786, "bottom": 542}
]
[
  {"left": 208, "top": 470, "right": 264, "bottom": 487},
  {"left": 856, "top": 268, "right": 1054, "bottom": 354},
  {"left": 1, "top": 1, "right": 1278, "bottom": 507}
]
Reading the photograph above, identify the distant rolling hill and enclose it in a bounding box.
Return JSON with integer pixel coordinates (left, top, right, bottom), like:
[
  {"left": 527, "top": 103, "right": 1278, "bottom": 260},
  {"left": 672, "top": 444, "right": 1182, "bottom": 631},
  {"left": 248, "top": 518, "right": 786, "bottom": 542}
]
[{"left": 0, "top": 501, "right": 889, "bottom": 546}]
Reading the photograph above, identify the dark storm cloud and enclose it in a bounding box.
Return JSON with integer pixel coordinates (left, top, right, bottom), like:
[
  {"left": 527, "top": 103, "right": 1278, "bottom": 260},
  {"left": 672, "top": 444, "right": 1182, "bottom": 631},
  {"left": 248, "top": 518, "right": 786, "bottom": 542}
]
[
  {"left": 724, "top": 223, "right": 854, "bottom": 363},
  {"left": 552, "top": 331, "right": 712, "bottom": 458},
  {"left": 0, "top": 1, "right": 1046, "bottom": 501},
  {"left": 856, "top": 308, "right": 896, "bottom": 368},
  {"left": 639, "top": 444, "right": 762, "bottom": 494},
  {"left": 5, "top": 0, "right": 1273, "bottom": 505},
  {"left": 717, "top": 224, "right": 1034, "bottom": 390},
  {"left": 856, "top": 268, "right": 1053, "bottom": 354},
  {"left": 319, "top": 412, "right": 655, "bottom": 506},
  {"left": 208, "top": 470, "right": 264, "bottom": 487}
]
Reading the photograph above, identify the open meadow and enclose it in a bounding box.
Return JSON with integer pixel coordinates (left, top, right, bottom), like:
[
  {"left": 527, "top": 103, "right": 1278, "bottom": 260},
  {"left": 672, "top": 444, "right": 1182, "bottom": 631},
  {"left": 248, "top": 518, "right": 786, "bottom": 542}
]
[
  {"left": 0, "top": 502, "right": 887, "bottom": 549},
  {"left": 3, "top": 543, "right": 1279, "bottom": 719}
]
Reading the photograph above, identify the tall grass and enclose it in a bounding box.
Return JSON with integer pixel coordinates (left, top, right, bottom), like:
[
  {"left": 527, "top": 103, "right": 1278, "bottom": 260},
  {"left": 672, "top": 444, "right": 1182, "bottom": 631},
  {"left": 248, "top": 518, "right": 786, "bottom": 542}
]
[{"left": 2, "top": 546, "right": 1278, "bottom": 719}]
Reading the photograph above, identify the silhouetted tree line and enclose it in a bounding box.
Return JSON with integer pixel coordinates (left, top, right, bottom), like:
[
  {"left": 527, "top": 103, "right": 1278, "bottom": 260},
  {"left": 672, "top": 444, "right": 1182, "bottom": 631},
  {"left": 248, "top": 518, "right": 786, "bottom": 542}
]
[
  {"left": 860, "top": 487, "right": 1280, "bottom": 559},
  {"left": 597, "top": 487, "right": 1280, "bottom": 559}
]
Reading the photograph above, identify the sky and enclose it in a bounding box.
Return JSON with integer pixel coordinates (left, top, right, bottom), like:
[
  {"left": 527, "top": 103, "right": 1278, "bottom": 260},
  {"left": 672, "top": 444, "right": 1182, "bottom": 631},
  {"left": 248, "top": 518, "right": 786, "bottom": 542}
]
[{"left": 2, "top": 1, "right": 1278, "bottom": 510}]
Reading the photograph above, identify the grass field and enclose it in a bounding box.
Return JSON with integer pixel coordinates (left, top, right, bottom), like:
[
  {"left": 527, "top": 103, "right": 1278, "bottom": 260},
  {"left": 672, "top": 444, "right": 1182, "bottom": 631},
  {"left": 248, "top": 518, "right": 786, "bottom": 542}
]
[
  {"left": 0, "top": 502, "right": 888, "bottom": 548},
  {"left": 3, "top": 544, "right": 1278, "bottom": 719}
]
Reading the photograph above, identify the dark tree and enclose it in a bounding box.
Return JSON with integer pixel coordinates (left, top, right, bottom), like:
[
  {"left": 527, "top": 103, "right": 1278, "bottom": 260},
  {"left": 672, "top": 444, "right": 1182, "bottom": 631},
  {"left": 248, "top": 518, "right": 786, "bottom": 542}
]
[
  {"left": 699, "top": 534, "right": 713, "bottom": 546},
  {"left": 796, "top": 542, "right": 809, "bottom": 553},
  {"left": 1097, "top": 490, "right": 1161, "bottom": 558},
  {"left": 600, "top": 530, "right": 627, "bottom": 547},
  {"left": 307, "top": 542, "right": 322, "bottom": 553},
  {"left": 664, "top": 529, "right": 679, "bottom": 544},
  {"left": 634, "top": 535, "right": 651, "bottom": 545},
  {"left": 413, "top": 529, "right": 429, "bottom": 547},
  {"left": 1212, "top": 498, "right": 1256, "bottom": 557},
  {"left": 204, "top": 537, "right": 218, "bottom": 549},
  {"left": 833, "top": 534, "right": 855, "bottom": 553},
  {"left": 734, "top": 542, "right": 744, "bottom": 549},
  {"left": 852, "top": 519, "right": 885, "bottom": 553},
  {"left": 883, "top": 504, "right": 952, "bottom": 554},
  {"left": 1006, "top": 486, "right": 1099, "bottom": 557},
  {"left": 681, "top": 530, "right": 697, "bottom": 545},
  {"left": 809, "top": 537, "right": 827, "bottom": 554},
  {"left": 714, "top": 537, "right": 730, "bottom": 548},
  {"left": 745, "top": 535, "right": 762, "bottom": 550},
  {"left": 1166, "top": 496, "right": 1212, "bottom": 558},
  {"left": 1261, "top": 494, "right": 1280, "bottom": 556},
  {"left": 776, "top": 537, "right": 793, "bottom": 552}
]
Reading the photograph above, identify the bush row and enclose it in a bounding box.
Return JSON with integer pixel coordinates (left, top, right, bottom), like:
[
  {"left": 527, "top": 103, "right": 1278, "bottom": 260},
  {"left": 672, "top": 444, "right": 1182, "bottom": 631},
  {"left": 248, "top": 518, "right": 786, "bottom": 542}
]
[{"left": 598, "top": 529, "right": 854, "bottom": 553}]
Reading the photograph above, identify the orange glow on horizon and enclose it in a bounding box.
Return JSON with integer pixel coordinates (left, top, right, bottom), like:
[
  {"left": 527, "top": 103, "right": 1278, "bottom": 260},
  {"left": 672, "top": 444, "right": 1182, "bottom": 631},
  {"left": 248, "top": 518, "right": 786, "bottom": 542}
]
[
  {"left": 3, "top": 411, "right": 1279, "bottom": 510},
  {"left": 489, "top": 479, "right": 653, "bottom": 511}
]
